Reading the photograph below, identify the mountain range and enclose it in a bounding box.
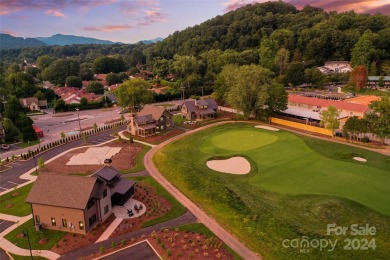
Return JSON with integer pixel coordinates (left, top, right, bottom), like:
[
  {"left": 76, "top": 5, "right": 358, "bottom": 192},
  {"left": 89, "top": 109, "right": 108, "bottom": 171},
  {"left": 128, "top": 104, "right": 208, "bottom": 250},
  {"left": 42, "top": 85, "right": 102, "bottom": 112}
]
[{"left": 0, "top": 33, "right": 163, "bottom": 49}]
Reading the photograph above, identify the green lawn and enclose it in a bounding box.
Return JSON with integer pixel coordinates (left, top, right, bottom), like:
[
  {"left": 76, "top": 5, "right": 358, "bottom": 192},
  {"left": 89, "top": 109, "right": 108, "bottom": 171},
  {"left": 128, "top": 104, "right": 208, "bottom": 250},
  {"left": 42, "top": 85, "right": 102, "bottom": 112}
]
[
  {"left": 172, "top": 114, "right": 188, "bottom": 125},
  {"left": 5, "top": 219, "right": 66, "bottom": 251},
  {"left": 154, "top": 123, "right": 390, "bottom": 259},
  {"left": 121, "top": 144, "right": 151, "bottom": 174},
  {"left": 0, "top": 184, "right": 33, "bottom": 216},
  {"left": 126, "top": 176, "right": 186, "bottom": 228}
]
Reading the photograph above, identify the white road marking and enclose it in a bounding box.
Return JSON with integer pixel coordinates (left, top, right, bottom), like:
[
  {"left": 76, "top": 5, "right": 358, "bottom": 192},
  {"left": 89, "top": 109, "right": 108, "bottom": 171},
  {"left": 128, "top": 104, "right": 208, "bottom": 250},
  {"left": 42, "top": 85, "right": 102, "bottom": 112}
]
[
  {"left": 0, "top": 187, "right": 7, "bottom": 190},
  {"left": 7, "top": 181, "right": 19, "bottom": 185},
  {"left": 0, "top": 221, "right": 4, "bottom": 224}
]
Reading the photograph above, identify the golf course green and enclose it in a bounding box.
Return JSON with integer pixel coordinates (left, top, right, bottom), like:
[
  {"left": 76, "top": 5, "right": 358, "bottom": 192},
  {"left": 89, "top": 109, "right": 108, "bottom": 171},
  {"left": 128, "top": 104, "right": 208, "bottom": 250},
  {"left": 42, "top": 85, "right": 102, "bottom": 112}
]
[{"left": 154, "top": 123, "right": 390, "bottom": 259}]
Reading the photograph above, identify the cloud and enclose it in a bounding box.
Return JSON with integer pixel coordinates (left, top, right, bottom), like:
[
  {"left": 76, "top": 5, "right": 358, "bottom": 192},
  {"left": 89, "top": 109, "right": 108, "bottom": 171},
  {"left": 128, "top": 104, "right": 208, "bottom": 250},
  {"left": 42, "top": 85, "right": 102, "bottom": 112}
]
[
  {"left": 223, "top": 0, "right": 252, "bottom": 12},
  {"left": 83, "top": 24, "right": 134, "bottom": 32},
  {"left": 0, "top": 0, "right": 117, "bottom": 16},
  {"left": 362, "top": 3, "right": 390, "bottom": 15},
  {"left": 45, "top": 9, "right": 65, "bottom": 17}
]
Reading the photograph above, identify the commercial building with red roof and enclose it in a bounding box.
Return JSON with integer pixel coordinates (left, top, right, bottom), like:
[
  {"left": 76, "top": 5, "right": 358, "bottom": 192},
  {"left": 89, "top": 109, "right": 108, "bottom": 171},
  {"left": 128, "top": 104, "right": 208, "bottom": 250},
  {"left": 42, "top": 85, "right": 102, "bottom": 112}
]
[{"left": 283, "top": 94, "right": 370, "bottom": 124}]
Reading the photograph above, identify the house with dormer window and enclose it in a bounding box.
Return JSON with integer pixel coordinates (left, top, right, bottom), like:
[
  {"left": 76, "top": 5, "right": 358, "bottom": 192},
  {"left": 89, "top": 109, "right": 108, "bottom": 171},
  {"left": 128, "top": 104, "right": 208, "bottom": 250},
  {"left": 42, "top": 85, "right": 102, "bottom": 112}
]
[
  {"left": 128, "top": 105, "right": 173, "bottom": 137},
  {"left": 181, "top": 98, "right": 218, "bottom": 120}
]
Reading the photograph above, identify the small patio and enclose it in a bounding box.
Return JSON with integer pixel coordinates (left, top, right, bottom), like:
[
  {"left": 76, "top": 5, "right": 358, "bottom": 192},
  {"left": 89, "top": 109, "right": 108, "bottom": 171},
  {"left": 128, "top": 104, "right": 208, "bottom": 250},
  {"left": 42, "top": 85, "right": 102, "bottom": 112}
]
[{"left": 112, "top": 198, "right": 146, "bottom": 219}]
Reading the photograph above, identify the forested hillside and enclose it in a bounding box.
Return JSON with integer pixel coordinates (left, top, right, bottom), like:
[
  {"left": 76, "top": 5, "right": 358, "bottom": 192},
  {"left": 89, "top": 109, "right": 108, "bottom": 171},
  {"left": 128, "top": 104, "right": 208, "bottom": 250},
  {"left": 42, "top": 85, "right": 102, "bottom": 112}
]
[
  {"left": 0, "top": 34, "right": 47, "bottom": 49},
  {"left": 148, "top": 1, "right": 390, "bottom": 65}
]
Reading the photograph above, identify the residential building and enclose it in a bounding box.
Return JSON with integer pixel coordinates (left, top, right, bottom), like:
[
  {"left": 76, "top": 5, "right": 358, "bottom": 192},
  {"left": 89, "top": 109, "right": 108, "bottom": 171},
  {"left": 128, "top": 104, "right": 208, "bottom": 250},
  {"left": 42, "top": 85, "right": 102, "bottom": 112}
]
[
  {"left": 54, "top": 87, "right": 101, "bottom": 104},
  {"left": 19, "top": 97, "right": 47, "bottom": 111},
  {"left": 128, "top": 105, "right": 173, "bottom": 137},
  {"left": 181, "top": 99, "right": 218, "bottom": 120},
  {"left": 26, "top": 167, "right": 135, "bottom": 234},
  {"left": 318, "top": 61, "right": 352, "bottom": 74}
]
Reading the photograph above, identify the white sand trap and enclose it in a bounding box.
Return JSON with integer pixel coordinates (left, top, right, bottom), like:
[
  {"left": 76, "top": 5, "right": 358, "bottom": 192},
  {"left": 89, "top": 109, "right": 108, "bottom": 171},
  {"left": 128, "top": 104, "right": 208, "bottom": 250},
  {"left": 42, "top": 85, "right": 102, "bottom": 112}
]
[
  {"left": 207, "top": 156, "right": 250, "bottom": 174},
  {"left": 67, "top": 147, "right": 122, "bottom": 165},
  {"left": 353, "top": 157, "right": 367, "bottom": 162},
  {"left": 255, "top": 125, "right": 279, "bottom": 131}
]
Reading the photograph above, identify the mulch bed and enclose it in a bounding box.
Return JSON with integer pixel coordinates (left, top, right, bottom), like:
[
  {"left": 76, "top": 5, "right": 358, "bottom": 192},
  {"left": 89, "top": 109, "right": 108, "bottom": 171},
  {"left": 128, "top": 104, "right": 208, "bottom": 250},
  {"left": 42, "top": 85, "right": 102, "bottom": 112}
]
[
  {"left": 85, "top": 229, "right": 234, "bottom": 260},
  {"left": 39, "top": 141, "right": 143, "bottom": 175},
  {"left": 110, "top": 182, "right": 171, "bottom": 237},
  {"left": 50, "top": 214, "right": 116, "bottom": 255},
  {"left": 123, "top": 129, "right": 185, "bottom": 144}
]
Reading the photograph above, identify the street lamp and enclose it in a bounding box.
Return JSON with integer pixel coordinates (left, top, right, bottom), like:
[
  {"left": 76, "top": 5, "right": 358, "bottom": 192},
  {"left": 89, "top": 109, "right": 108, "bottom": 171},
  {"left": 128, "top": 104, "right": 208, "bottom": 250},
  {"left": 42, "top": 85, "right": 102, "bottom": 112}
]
[
  {"left": 23, "top": 228, "right": 33, "bottom": 260},
  {"left": 75, "top": 108, "right": 82, "bottom": 134}
]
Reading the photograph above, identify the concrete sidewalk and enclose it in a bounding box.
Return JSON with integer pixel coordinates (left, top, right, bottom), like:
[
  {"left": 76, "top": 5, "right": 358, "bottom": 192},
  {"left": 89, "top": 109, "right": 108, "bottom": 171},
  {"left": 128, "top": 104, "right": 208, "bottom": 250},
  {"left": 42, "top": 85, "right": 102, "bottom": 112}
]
[
  {"left": 95, "top": 218, "right": 123, "bottom": 243},
  {"left": 117, "top": 131, "right": 156, "bottom": 147}
]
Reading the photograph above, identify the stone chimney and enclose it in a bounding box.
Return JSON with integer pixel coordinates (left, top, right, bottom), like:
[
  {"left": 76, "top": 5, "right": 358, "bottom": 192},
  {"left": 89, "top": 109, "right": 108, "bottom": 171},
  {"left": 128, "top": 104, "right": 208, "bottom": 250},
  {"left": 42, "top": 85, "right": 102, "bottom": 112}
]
[{"left": 129, "top": 113, "right": 136, "bottom": 136}]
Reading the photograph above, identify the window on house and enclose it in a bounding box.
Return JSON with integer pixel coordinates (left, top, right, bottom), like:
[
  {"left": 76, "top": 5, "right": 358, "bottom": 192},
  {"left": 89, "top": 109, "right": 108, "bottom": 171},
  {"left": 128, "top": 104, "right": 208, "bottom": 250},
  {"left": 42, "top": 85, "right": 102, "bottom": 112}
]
[
  {"left": 51, "top": 218, "right": 56, "bottom": 226},
  {"left": 35, "top": 215, "right": 40, "bottom": 224},
  {"left": 62, "top": 219, "right": 67, "bottom": 228},
  {"left": 87, "top": 199, "right": 95, "bottom": 209},
  {"left": 79, "top": 221, "right": 84, "bottom": 230},
  {"left": 160, "top": 117, "right": 164, "bottom": 121},
  {"left": 103, "top": 189, "right": 107, "bottom": 198},
  {"left": 89, "top": 214, "right": 97, "bottom": 226},
  {"left": 104, "top": 205, "right": 109, "bottom": 214}
]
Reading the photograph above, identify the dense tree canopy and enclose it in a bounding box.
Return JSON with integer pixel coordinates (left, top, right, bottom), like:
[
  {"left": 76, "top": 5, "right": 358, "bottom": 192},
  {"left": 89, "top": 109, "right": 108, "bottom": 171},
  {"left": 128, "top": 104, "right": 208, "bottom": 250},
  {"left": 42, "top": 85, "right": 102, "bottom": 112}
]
[
  {"left": 86, "top": 81, "right": 104, "bottom": 95},
  {"left": 65, "top": 76, "right": 82, "bottom": 89},
  {"left": 115, "top": 79, "right": 153, "bottom": 110},
  {"left": 365, "top": 96, "right": 390, "bottom": 142}
]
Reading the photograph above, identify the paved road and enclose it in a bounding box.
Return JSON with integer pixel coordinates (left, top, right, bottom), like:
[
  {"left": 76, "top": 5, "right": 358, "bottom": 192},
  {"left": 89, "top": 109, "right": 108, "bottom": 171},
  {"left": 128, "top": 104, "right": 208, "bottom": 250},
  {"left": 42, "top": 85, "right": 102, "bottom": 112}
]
[
  {"left": 0, "top": 108, "right": 124, "bottom": 159},
  {"left": 59, "top": 210, "right": 197, "bottom": 260},
  {"left": 0, "top": 220, "right": 14, "bottom": 233},
  {"left": 144, "top": 121, "right": 261, "bottom": 260},
  {"left": 0, "top": 126, "right": 125, "bottom": 193},
  {"left": 100, "top": 241, "right": 159, "bottom": 260}
]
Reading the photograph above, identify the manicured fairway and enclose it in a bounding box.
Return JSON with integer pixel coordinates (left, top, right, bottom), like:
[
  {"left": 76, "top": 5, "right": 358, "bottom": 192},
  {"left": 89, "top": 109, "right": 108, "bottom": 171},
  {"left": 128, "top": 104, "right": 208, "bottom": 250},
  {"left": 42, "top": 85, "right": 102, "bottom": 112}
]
[
  {"left": 154, "top": 123, "right": 390, "bottom": 259},
  {"left": 201, "top": 126, "right": 390, "bottom": 216}
]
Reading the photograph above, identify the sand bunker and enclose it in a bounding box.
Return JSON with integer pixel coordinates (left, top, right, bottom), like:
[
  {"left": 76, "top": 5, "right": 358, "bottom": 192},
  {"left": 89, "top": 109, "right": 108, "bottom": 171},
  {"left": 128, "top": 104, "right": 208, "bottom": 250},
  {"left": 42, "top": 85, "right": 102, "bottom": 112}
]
[
  {"left": 67, "top": 147, "right": 122, "bottom": 165},
  {"left": 255, "top": 125, "right": 279, "bottom": 131},
  {"left": 206, "top": 156, "right": 250, "bottom": 174},
  {"left": 353, "top": 157, "right": 367, "bottom": 162}
]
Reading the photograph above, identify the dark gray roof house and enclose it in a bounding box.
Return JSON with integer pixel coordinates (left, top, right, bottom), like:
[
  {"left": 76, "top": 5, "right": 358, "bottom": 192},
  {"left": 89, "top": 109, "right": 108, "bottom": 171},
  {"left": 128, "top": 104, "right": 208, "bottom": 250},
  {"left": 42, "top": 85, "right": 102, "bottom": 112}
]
[{"left": 181, "top": 98, "right": 218, "bottom": 120}]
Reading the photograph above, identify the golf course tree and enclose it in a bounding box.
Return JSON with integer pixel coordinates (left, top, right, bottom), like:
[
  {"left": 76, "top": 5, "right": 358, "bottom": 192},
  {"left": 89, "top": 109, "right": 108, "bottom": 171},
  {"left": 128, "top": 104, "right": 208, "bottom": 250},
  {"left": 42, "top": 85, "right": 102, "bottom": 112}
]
[
  {"left": 319, "top": 105, "right": 340, "bottom": 138},
  {"left": 264, "top": 82, "right": 288, "bottom": 119},
  {"left": 365, "top": 96, "right": 390, "bottom": 143},
  {"left": 115, "top": 79, "right": 153, "bottom": 112},
  {"left": 342, "top": 116, "right": 369, "bottom": 141},
  {"left": 216, "top": 64, "right": 273, "bottom": 119}
]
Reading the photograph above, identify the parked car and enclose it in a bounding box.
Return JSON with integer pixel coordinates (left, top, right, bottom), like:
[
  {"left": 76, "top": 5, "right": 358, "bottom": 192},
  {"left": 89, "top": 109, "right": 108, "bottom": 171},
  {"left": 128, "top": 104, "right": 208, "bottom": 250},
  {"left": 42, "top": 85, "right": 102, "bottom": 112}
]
[{"left": 1, "top": 144, "right": 10, "bottom": 150}]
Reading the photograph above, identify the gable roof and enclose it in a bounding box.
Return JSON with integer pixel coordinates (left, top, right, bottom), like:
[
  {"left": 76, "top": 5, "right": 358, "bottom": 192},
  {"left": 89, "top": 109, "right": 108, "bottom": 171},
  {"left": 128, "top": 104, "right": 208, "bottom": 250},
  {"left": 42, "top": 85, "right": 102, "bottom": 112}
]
[
  {"left": 94, "top": 166, "right": 120, "bottom": 182},
  {"left": 288, "top": 95, "right": 369, "bottom": 113},
  {"left": 137, "top": 105, "right": 171, "bottom": 121},
  {"left": 183, "top": 99, "right": 218, "bottom": 113},
  {"left": 19, "top": 97, "right": 39, "bottom": 107},
  {"left": 26, "top": 174, "right": 99, "bottom": 209}
]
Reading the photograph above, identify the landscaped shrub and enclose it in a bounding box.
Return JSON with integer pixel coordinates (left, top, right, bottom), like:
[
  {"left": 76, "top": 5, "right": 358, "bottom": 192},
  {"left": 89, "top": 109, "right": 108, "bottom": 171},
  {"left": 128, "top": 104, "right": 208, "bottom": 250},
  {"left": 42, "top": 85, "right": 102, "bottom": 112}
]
[
  {"left": 166, "top": 249, "right": 171, "bottom": 256},
  {"left": 111, "top": 241, "right": 116, "bottom": 248},
  {"left": 121, "top": 239, "right": 126, "bottom": 245},
  {"left": 99, "top": 246, "right": 105, "bottom": 254}
]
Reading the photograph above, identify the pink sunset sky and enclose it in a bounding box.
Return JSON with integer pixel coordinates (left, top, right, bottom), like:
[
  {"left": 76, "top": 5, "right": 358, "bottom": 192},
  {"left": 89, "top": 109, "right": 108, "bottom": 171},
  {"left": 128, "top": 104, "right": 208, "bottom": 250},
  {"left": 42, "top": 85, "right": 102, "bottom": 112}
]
[{"left": 0, "top": 0, "right": 389, "bottom": 43}]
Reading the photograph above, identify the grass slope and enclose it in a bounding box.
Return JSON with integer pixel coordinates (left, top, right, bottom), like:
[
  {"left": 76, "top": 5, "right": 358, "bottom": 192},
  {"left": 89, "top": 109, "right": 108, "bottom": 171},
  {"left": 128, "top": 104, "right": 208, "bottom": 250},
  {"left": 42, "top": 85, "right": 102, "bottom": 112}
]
[{"left": 154, "top": 123, "right": 390, "bottom": 259}]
